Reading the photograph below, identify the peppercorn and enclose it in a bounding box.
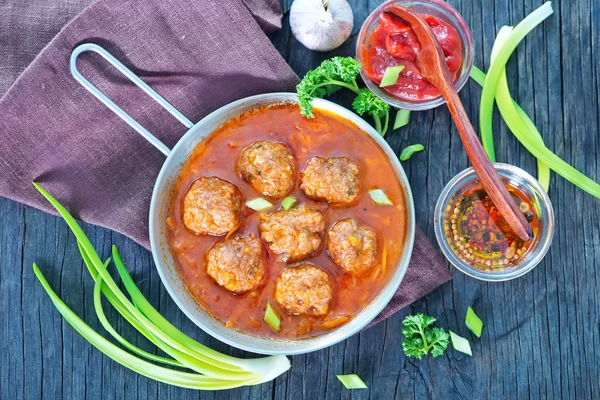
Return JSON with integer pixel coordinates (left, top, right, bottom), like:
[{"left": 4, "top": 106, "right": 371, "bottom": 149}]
[{"left": 525, "top": 211, "right": 534, "bottom": 222}]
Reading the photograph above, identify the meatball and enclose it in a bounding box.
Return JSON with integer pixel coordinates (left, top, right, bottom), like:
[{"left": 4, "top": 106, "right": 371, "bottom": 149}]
[
  {"left": 237, "top": 140, "right": 296, "bottom": 199},
  {"left": 300, "top": 156, "right": 360, "bottom": 204},
  {"left": 275, "top": 264, "right": 332, "bottom": 316},
  {"left": 205, "top": 234, "right": 265, "bottom": 293},
  {"left": 258, "top": 204, "right": 325, "bottom": 262},
  {"left": 183, "top": 177, "right": 243, "bottom": 236},
  {"left": 327, "top": 218, "right": 378, "bottom": 275}
]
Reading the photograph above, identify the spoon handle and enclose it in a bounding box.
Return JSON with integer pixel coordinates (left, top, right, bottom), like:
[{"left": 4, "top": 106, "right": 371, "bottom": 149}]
[
  {"left": 442, "top": 87, "right": 533, "bottom": 241},
  {"left": 382, "top": 4, "right": 532, "bottom": 241}
]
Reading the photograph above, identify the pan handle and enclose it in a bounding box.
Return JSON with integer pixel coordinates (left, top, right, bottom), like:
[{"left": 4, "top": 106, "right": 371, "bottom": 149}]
[{"left": 70, "top": 43, "right": 194, "bottom": 157}]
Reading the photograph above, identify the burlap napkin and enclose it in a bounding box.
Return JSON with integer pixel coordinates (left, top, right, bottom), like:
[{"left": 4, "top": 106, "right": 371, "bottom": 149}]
[{"left": 0, "top": 0, "right": 451, "bottom": 327}]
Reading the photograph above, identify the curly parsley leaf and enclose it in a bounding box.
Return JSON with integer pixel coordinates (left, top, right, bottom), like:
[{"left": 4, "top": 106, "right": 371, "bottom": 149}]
[
  {"left": 295, "top": 57, "right": 391, "bottom": 136},
  {"left": 352, "top": 88, "right": 389, "bottom": 117},
  {"left": 402, "top": 313, "right": 450, "bottom": 359},
  {"left": 429, "top": 327, "right": 450, "bottom": 357},
  {"left": 352, "top": 89, "right": 391, "bottom": 135},
  {"left": 296, "top": 57, "right": 362, "bottom": 118}
]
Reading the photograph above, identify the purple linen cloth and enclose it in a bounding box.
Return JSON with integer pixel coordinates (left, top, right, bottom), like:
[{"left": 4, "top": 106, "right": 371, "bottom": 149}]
[{"left": 0, "top": 0, "right": 451, "bottom": 326}]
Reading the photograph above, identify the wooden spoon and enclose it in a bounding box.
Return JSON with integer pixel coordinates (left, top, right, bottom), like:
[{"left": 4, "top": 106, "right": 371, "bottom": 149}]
[{"left": 384, "top": 5, "right": 533, "bottom": 241}]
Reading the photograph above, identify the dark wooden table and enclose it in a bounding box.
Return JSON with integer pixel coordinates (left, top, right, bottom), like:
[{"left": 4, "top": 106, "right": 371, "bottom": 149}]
[{"left": 2, "top": 0, "right": 599, "bottom": 398}]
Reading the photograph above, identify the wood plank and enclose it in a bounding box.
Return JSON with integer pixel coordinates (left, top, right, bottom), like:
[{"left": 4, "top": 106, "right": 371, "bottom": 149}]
[{"left": 1, "top": 0, "right": 600, "bottom": 398}]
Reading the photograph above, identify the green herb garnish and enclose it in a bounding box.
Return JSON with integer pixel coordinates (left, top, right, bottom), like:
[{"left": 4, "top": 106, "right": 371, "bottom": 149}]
[
  {"left": 264, "top": 302, "right": 281, "bottom": 332},
  {"left": 352, "top": 89, "right": 390, "bottom": 136},
  {"left": 296, "top": 57, "right": 390, "bottom": 136},
  {"left": 402, "top": 313, "right": 450, "bottom": 359},
  {"left": 399, "top": 144, "right": 424, "bottom": 161},
  {"left": 465, "top": 306, "right": 483, "bottom": 338},
  {"left": 449, "top": 331, "right": 472, "bottom": 356},
  {"left": 337, "top": 374, "right": 368, "bottom": 389},
  {"left": 393, "top": 109, "right": 411, "bottom": 129},
  {"left": 296, "top": 56, "right": 362, "bottom": 118},
  {"left": 246, "top": 197, "right": 273, "bottom": 211},
  {"left": 379, "top": 65, "right": 405, "bottom": 87},
  {"left": 281, "top": 196, "right": 297, "bottom": 210},
  {"left": 31, "top": 183, "right": 291, "bottom": 389},
  {"left": 368, "top": 189, "right": 393, "bottom": 206}
]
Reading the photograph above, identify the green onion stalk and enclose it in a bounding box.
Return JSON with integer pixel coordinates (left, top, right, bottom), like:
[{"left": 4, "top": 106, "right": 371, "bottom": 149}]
[
  {"left": 478, "top": 1, "right": 554, "bottom": 161},
  {"left": 471, "top": 1, "right": 600, "bottom": 198},
  {"left": 31, "top": 183, "right": 291, "bottom": 390}
]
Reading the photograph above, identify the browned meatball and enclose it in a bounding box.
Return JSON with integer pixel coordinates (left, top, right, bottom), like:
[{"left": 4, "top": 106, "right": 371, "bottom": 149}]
[
  {"left": 205, "top": 234, "right": 265, "bottom": 293},
  {"left": 275, "top": 264, "right": 332, "bottom": 316},
  {"left": 327, "top": 218, "right": 378, "bottom": 275},
  {"left": 258, "top": 204, "right": 325, "bottom": 262},
  {"left": 183, "top": 177, "right": 243, "bottom": 236},
  {"left": 237, "top": 141, "right": 296, "bottom": 199},
  {"left": 300, "top": 156, "right": 360, "bottom": 204}
]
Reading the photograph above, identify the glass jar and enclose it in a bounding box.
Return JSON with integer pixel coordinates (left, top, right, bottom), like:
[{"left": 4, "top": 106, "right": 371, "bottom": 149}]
[
  {"left": 434, "top": 163, "right": 554, "bottom": 281},
  {"left": 356, "top": 0, "right": 474, "bottom": 111}
]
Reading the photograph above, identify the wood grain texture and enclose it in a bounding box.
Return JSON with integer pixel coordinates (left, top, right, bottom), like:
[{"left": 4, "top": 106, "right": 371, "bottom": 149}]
[{"left": 1, "top": 0, "right": 599, "bottom": 399}]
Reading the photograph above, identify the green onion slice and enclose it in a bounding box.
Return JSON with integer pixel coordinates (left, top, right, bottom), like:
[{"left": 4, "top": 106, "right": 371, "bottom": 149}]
[
  {"left": 449, "top": 331, "right": 472, "bottom": 356},
  {"left": 368, "top": 189, "right": 393, "bottom": 206},
  {"left": 393, "top": 109, "right": 411, "bottom": 129},
  {"left": 281, "top": 196, "right": 297, "bottom": 211},
  {"left": 479, "top": 1, "right": 553, "bottom": 161},
  {"left": 246, "top": 197, "right": 273, "bottom": 211},
  {"left": 399, "top": 144, "right": 424, "bottom": 161},
  {"left": 465, "top": 307, "right": 483, "bottom": 338},
  {"left": 264, "top": 302, "right": 281, "bottom": 332},
  {"left": 337, "top": 374, "right": 368, "bottom": 389},
  {"left": 379, "top": 65, "right": 405, "bottom": 87}
]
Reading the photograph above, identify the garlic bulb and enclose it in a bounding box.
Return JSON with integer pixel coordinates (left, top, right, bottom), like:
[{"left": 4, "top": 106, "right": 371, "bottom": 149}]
[{"left": 290, "top": 0, "right": 354, "bottom": 52}]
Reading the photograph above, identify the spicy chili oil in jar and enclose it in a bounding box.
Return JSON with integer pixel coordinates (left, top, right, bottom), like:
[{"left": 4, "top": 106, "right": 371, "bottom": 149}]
[{"left": 434, "top": 164, "right": 555, "bottom": 281}]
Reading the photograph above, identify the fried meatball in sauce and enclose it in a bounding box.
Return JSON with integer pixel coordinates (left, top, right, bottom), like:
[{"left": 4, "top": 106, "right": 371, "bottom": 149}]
[
  {"left": 300, "top": 156, "right": 361, "bottom": 204},
  {"left": 258, "top": 204, "right": 325, "bottom": 262},
  {"left": 275, "top": 264, "right": 333, "bottom": 316},
  {"left": 183, "top": 177, "right": 243, "bottom": 236},
  {"left": 327, "top": 218, "right": 378, "bottom": 275},
  {"left": 205, "top": 234, "right": 265, "bottom": 294},
  {"left": 237, "top": 140, "right": 296, "bottom": 199}
]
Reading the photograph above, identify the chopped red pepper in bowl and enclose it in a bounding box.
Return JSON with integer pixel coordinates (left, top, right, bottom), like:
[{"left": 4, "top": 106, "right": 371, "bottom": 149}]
[{"left": 356, "top": 0, "right": 474, "bottom": 110}]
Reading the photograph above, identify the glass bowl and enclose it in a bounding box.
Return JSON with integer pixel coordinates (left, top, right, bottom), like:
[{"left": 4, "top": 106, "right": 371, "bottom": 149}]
[
  {"left": 434, "top": 163, "right": 555, "bottom": 281},
  {"left": 356, "top": 0, "right": 474, "bottom": 111}
]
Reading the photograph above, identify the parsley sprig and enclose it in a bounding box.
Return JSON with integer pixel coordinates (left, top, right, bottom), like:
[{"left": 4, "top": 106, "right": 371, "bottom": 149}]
[
  {"left": 402, "top": 313, "right": 450, "bottom": 359},
  {"left": 296, "top": 57, "right": 391, "bottom": 136}
]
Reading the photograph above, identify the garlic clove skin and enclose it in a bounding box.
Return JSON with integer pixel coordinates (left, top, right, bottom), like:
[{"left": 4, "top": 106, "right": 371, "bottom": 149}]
[{"left": 290, "top": 0, "right": 354, "bottom": 52}]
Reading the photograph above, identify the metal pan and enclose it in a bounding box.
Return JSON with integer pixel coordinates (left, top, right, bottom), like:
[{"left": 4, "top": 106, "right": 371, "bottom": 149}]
[{"left": 70, "top": 43, "right": 415, "bottom": 355}]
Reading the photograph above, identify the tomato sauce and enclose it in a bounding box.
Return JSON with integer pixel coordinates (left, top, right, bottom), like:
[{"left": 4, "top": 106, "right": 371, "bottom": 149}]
[
  {"left": 166, "top": 104, "right": 407, "bottom": 339},
  {"left": 361, "top": 12, "right": 463, "bottom": 100}
]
